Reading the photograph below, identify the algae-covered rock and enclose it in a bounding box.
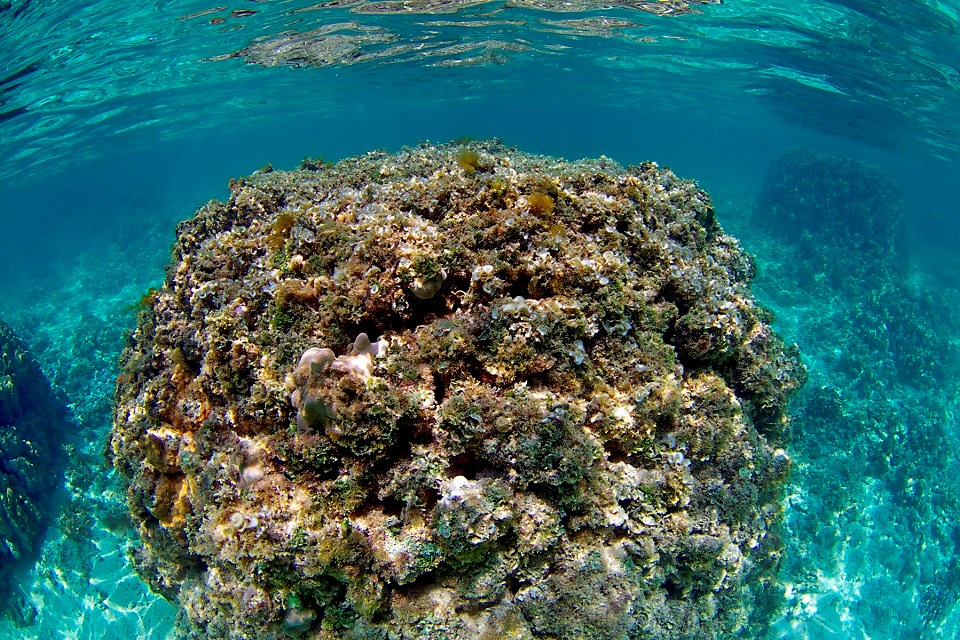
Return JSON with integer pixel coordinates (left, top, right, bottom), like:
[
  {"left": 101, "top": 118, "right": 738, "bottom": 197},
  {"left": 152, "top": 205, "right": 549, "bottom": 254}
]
[
  {"left": 0, "top": 318, "right": 69, "bottom": 610},
  {"left": 110, "top": 141, "right": 804, "bottom": 639},
  {"left": 753, "top": 149, "right": 905, "bottom": 287}
]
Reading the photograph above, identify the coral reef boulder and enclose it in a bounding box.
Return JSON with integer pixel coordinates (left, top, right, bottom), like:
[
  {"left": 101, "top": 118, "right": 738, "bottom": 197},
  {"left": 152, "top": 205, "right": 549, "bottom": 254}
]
[
  {"left": 110, "top": 141, "right": 805, "bottom": 639},
  {"left": 0, "top": 318, "right": 69, "bottom": 610}
]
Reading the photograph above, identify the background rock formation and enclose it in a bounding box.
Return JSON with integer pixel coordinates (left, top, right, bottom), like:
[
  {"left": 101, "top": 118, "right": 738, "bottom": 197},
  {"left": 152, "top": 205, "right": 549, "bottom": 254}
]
[
  {"left": 752, "top": 149, "right": 906, "bottom": 288},
  {"left": 0, "top": 318, "right": 70, "bottom": 624},
  {"left": 110, "top": 141, "right": 804, "bottom": 639}
]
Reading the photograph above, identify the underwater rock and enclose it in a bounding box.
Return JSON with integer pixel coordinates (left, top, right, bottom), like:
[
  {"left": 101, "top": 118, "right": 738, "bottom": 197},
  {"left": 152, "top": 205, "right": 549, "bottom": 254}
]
[
  {"left": 0, "top": 318, "right": 69, "bottom": 613},
  {"left": 110, "top": 141, "right": 804, "bottom": 639},
  {"left": 753, "top": 149, "right": 905, "bottom": 287}
]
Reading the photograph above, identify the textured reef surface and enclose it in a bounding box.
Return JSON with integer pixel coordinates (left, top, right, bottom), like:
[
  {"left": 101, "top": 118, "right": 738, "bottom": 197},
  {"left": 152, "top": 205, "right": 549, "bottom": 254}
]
[
  {"left": 0, "top": 318, "right": 69, "bottom": 625},
  {"left": 110, "top": 141, "right": 804, "bottom": 639}
]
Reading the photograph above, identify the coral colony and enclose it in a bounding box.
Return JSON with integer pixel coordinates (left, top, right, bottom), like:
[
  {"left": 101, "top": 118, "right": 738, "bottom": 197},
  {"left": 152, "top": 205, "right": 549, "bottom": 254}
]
[{"left": 110, "top": 141, "right": 804, "bottom": 639}]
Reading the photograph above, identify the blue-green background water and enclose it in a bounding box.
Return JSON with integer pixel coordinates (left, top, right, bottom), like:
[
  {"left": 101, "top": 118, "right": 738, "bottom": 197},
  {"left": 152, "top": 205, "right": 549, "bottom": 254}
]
[{"left": 0, "top": 0, "right": 958, "bottom": 638}]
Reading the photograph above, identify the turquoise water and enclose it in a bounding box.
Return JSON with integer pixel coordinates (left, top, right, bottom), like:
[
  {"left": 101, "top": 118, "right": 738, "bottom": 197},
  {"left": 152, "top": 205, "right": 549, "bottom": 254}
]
[{"left": 0, "top": 0, "right": 958, "bottom": 638}]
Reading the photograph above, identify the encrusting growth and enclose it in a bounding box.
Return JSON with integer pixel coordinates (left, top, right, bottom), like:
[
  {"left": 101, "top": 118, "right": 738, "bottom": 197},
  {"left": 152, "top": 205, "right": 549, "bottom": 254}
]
[{"left": 109, "top": 140, "right": 804, "bottom": 639}]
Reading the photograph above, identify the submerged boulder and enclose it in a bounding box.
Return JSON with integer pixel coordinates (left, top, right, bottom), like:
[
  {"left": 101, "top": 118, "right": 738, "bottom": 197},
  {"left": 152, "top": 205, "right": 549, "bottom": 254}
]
[
  {"left": 0, "top": 318, "right": 69, "bottom": 615},
  {"left": 110, "top": 141, "right": 804, "bottom": 639},
  {"left": 753, "top": 149, "right": 905, "bottom": 287}
]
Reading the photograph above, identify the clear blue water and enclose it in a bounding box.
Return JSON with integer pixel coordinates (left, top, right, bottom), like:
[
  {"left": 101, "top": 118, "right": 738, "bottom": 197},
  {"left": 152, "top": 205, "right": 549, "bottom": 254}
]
[{"left": 0, "top": 0, "right": 958, "bottom": 638}]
